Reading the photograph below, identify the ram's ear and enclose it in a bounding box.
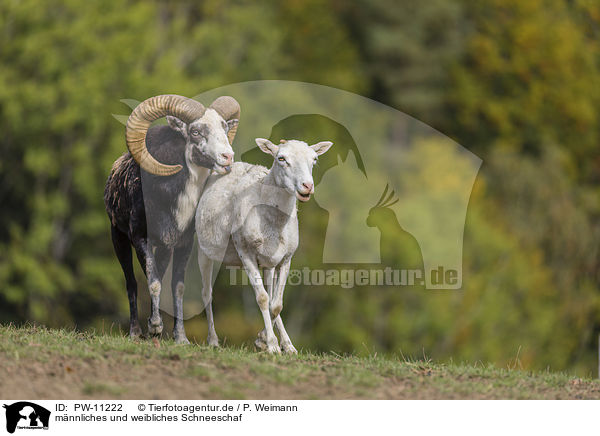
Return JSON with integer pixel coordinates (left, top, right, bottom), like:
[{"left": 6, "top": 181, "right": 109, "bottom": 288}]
[
  {"left": 226, "top": 118, "right": 239, "bottom": 131},
  {"left": 166, "top": 115, "right": 187, "bottom": 137},
  {"left": 311, "top": 141, "right": 333, "bottom": 156},
  {"left": 255, "top": 138, "right": 279, "bottom": 156}
]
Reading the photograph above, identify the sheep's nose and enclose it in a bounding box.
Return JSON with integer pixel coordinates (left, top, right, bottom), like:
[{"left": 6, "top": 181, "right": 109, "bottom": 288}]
[
  {"left": 221, "top": 153, "right": 234, "bottom": 164},
  {"left": 302, "top": 182, "right": 314, "bottom": 193}
]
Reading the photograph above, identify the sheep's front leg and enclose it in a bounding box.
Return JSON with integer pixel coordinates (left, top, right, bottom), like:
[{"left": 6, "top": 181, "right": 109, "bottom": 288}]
[
  {"left": 255, "top": 268, "right": 276, "bottom": 351},
  {"left": 256, "top": 261, "right": 296, "bottom": 354},
  {"left": 264, "top": 268, "right": 276, "bottom": 301},
  {"left": 240, "top": 256, "right": 279, "bottom": 353},
  {"left": 273, "top": 317, "right": 296, "bottom": 354},
  {"left": 272, "top": 260, "right": 297, "bottom": 354}
]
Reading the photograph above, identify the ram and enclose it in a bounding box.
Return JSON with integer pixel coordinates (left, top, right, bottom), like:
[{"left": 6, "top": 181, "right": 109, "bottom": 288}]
[
  {"left": 195, "top": 138, "right": 333, "bottom": 353},
  {"left": 104, "top": 94, "right": 240, "bottom": 343}
]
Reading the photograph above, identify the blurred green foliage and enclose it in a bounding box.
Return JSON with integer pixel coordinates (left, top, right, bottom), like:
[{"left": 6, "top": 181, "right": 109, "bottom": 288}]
[{"left": 1, "top": 0, "right": 600, "bottom": 376}]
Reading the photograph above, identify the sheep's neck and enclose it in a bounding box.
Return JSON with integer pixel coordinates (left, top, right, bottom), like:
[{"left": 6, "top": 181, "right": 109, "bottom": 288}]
[
  {"left": 174, "top": 153, "right": 211, "bottom": 232},
  {"left": 260, "top": 170, "right": 297, "bottom": 218}
]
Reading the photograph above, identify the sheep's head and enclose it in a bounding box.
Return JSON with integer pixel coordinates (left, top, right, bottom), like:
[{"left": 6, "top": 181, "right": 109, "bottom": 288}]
[
  {"left": 126, "top": 95, "right": 239, "bottom": 176},
  {"left": 255, "top": 138, "right": 333, "bottom": 202},
  {"left": 166, "top": 107, "right": 237, "bottom": 175}
]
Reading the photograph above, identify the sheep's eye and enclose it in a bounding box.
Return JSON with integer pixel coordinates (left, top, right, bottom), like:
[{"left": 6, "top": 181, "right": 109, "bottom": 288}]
[
  {"left": 191, "top": 129, "right": 200, "bottom": 136},
  {"left": 278, "top": 157, "right": 287, "bottom": 163}
]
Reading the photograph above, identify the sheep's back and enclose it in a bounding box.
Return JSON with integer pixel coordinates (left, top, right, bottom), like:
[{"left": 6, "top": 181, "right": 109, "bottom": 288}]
[{"left": 195, "top": 162, "right": 269, "bottom": 260}]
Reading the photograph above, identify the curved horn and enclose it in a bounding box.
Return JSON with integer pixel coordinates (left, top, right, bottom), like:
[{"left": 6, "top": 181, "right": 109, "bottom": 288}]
[
  {"left": 126, "top": 94, "right": 206, "bottom": 176},
  {"left": 209, "top": 96, "right": 241, "bottom": 144}
]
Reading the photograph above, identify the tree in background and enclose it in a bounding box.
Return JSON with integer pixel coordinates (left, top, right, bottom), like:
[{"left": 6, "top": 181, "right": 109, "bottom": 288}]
[
  {"left": 334, "top": 0, "right": 600, "bottom": 374},
  {"left": 0, "top": 0, "right": 362, "bottom": 326},
  {"left": 338, "top": 0, "right": 466, "bottom": 126}
]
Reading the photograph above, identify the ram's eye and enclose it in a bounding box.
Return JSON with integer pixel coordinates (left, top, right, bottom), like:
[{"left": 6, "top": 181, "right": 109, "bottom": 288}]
[
  {"left": 191, "top": 129, "right": 200, "bottom": 136},
  {"left": 278, "top": 157, "right": 287, "bottom": 163}
]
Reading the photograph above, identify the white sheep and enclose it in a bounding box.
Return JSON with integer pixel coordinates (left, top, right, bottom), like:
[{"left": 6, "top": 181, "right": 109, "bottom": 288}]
[{"left": 195, "top": 138, "right": 333, "bottom": 353}]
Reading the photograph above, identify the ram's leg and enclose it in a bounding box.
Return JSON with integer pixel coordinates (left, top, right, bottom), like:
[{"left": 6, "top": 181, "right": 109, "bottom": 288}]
[
  {"left": 171, "top": 239, "right": 193, "bottom": 344},
  {"left": 111, "top": 226, "right": 142, "bottom": 339},
  {"left": 272, "top": 259, "right": 297, "bottom": 354},
  {"left": 255, "top": 268, "right": 276, "bottom": 351},
  {"left": 145, "top": 242, "right": 171, "bottom": 336},
  {"left": 198, "top": 249, "right": 220, "bottom": 347},
  {"left": 239, "top": 255, "right": 279, "bottom": 353}
]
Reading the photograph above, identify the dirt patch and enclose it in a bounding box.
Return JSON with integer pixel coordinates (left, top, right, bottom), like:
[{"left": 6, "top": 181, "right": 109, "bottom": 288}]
[
  {"left": 1, "top": 326, "right": 599, "bottom": 400},
  {"left": 1, "top": 353, "right": 598, "bottom": 400}
]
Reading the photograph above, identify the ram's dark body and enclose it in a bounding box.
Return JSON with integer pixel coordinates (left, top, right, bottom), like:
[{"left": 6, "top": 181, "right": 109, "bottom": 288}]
[
  {"left": 105, "top": 125, "right": 200, "bottom": 248},
  {"left": 104, "top": 125, "right": 197, "bottom": 339}
]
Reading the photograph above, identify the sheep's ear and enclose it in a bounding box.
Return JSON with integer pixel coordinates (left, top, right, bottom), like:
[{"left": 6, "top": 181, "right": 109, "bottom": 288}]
[
  {"left": 311, "top": 141, "right": 333, "bottom": 156},
  {"left": 255, "top": 138, "right": 279, "bottom": 156},
  {"left": 167, "top": 115, "right": 187, "bottom": 136}
]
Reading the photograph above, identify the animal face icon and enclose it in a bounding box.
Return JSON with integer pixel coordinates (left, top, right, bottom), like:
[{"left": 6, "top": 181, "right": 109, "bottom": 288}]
[{"left": 3, "top": 402, "right": 50, "bottom": 434}]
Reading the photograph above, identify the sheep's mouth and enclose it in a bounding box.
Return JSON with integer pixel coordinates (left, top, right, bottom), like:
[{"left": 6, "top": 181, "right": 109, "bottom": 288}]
[
  {"left": 213, "top": 163, "right": 232, "bottom": 175},
  {"left": 296, "top": 191, "right": 311, "bottom": 202}
]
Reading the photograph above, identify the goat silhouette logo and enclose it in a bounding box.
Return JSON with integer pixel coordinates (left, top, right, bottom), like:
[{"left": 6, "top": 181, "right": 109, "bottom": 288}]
[{"left": 2, "top": 402, "right": 50, "bottom": 433}]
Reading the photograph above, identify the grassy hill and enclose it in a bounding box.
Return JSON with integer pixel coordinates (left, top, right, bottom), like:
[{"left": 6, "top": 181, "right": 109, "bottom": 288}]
[{"left": 1, "top": 324, "right": 598, "bottom": 399}]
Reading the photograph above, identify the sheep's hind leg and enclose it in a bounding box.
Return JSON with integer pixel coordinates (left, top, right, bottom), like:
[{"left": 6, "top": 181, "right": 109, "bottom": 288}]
[
  {"left": 240, "top": 256, "right": 279, "bottom": 354},
  {"left": 145, "top": 242, "right": 171, "bottom": 337},
  {"left": 198, "top": 249, "right": 219, "bottom": 347}
]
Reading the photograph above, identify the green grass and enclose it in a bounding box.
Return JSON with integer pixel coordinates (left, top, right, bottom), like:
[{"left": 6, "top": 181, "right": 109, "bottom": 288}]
[{"left": 0, "top": 324, "right": 598, "bottom": 399}]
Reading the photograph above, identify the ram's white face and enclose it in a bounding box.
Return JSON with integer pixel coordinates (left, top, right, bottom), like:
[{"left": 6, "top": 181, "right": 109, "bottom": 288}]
[
  {"left": 255, "top": 138, "right": 333, "bottom": 202},
  {"left": 167, "top": 108, "right": 237, "bottom": 175}
]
